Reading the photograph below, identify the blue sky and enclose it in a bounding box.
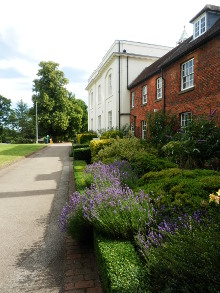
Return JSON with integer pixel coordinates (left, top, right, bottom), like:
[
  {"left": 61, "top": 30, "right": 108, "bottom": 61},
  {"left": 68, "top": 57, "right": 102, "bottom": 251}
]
[{"left": 0, "top": 0, "right": 219, "bottom": 108}]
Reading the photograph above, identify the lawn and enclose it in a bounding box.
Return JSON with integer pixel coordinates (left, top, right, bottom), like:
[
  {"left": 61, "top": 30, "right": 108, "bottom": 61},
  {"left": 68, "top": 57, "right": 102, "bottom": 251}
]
[{"left": 0, "top": 144, "right": 46, "bottom": 168}]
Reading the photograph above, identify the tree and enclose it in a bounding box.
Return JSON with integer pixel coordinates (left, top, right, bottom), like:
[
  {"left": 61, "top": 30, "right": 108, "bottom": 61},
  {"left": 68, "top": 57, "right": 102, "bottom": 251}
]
[
  {"left": 14, "top": 99, "right": 35, "bottom": 139},
  {"left": 75, "top": 98, "right": 88, "bottom": 133},
  {"left": 0, "top": 95, "right": 13, "bottom": 128},
  {"left": 32, "top": 61, "right": 83, "bottom": 140}
]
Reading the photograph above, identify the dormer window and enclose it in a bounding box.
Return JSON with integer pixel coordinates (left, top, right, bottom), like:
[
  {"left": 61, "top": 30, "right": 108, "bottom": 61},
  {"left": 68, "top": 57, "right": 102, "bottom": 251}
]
[{"left": 193, "top": 13, "right": 206, "bottom": 39}]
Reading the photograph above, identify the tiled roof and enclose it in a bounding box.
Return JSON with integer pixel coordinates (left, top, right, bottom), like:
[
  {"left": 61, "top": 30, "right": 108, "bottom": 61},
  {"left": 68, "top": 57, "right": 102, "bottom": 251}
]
[
  {"left": 190, "top": 4, "right": 220, "bottom": 23},
  {"left": 128, "top": 16, "right": 220, "bottom": 90}
]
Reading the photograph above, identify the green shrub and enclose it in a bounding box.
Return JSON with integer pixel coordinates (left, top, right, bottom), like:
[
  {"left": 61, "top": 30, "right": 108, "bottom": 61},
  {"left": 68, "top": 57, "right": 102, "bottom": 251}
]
[
  {"left": 93, "top": 137, "right": 146, "bottom": 163},
  {"left": 94, "top": 231, "right": 148, "bottom": 293},
  {"left": 145, "top": 224, "right": 220, "bottom": 293},
  {"left": 76, "top": 132, "right": 97, "bottom": 144},
  {"left": 100, "top": 129, "right": 123, "bottom": 139},
  {"left": 138, "top": 168, "right": 220, "bottom": 211},
  {"left": 89, "top": 139, "right": 113, "bottom": 161},
  {"left": 73, "top": 147, "right": 91, "bottom": 164},
  {"left": 130, "top": 151, "right": 177, "bottom": 177}
]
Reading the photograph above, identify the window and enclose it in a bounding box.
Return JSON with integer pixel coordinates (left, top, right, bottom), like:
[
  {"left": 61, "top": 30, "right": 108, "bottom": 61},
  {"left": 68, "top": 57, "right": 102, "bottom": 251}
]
[
  {"left": 131, "top": 122, "right": 135, "bottom": 136},
  {"left": 157, "top": 77, "right": 162, "bottom": 99},
  {"left": 180, "top": 112, "right": 192, "bottom": 127},
  {"left": 108, "top": 74, "right": 112, "bottom": 96},
  {"left": 108, "top": 111, "right": 112, "bottom": 129},
  {"left": 90, "top": 92, "right": 93, "bottom": 109},
  {"left": 131, "top": 92, "right": 135, "bottom": 108},
  {"left": 98, "top": 85, "right": 101, "bottom": 104},
  {"left": 201, "top": 16, "right": 206, "bottom": 34},
  {"left": 193, "top": 14, "right": 206, "bottom": 39},
  {"left": 142, "top": 120, "right": 147, "bottom": 139},
  {"left": 195, "top": 20, "right": 200, "bottom": 38},
  {"left": 91, "top": 118, "right": 93, "bottom": 130},
  {"left": 181, "top": 58, "right": 194, "bottom": 90},
  {"left": 98, "top": 115, "right": 101, "bottom": 131},
  {"left": 142, "top": 85, "right": 147, "bottom": 104}
]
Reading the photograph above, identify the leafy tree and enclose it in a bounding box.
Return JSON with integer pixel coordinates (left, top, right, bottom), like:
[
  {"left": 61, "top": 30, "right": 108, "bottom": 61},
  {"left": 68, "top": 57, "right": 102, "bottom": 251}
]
[
  {"left": 14, "top": 99, "right": 34, "bottom": 138},
  {"left": 74, "top": 98, "right": 88, "bottom": 133},
  {"left": 32, "top": 61, "right": 84, "bottom": 140},
  {"left": 0, "top": 95, "right": 14, "bottom": 128}
]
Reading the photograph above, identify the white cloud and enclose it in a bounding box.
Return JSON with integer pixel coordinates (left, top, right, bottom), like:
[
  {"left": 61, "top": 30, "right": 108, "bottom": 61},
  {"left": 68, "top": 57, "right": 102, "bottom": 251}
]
[{"left": 0, "top": 0, "right": 220, "bottom": 107}]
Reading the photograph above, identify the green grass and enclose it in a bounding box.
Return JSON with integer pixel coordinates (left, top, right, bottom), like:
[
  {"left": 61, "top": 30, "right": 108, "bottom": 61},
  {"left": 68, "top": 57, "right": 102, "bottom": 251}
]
[{"left": 0, "top": 144, "right": 46, "bottom": 168}]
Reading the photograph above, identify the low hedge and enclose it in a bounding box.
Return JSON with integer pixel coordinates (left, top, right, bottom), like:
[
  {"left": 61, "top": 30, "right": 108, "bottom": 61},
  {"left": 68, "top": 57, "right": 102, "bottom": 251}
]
[
  {"left": 73, "top": 147, "right": 91, "bottom": 164},
  {"left": 76, "top": 133, "right": 97, "bottom": 144},
  {"left": 73, "top": 160, "right": 93, "bottom": 192},
  {"left": 94, "top": 230, "right": 148, "bottom": 293}
]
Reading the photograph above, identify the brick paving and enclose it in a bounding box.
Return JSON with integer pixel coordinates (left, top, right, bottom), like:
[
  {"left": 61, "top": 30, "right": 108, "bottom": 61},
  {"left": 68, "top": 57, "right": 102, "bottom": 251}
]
[
  {"left": 64, "top": 236, "right": 103, "bottom": 293},
  {"left": 64, "top": 156, "right": 103, "bottom": 293}
]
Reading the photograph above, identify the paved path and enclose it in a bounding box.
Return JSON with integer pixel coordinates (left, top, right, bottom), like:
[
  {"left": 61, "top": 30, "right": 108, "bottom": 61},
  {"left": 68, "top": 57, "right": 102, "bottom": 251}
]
[{"left": 0, "top": 143, "right": 71, "bottom": 293}]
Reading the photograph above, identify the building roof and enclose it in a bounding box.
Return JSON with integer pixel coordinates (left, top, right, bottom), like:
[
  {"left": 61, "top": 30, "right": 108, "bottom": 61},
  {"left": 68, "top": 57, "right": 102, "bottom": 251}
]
[
  {"left": 190, "top": 4, "right": 220, "bottom": 23},
  {"left": 128, "top": 14, "right": 220, "bottom": 90}
]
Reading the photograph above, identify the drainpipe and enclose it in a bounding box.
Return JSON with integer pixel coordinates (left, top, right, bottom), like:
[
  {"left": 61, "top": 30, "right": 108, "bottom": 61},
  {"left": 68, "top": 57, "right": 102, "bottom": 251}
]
[
  {"left": 161, "top": 68, "right": 166, "bottom": 114},
  {"left": 127, "top": 55, "right": 129, "bottom": 88},
  {"left": 118, "top": 41, "right": 121, "bottom": 130}
]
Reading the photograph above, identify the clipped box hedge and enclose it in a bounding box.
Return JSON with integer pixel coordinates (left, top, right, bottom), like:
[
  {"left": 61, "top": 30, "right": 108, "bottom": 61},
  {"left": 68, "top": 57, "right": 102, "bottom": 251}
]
[
  {"left": 76, "top": 133, "right": 97, "bottom": 144},
  {"left": 73, "top": 147, "right": 91, "bottom": 164},
  {"left": 90, "top": 139, "right": 113, "bottom": 160},
  {"left": 94, "top": 230, "right": 148, "bottom": 293}
]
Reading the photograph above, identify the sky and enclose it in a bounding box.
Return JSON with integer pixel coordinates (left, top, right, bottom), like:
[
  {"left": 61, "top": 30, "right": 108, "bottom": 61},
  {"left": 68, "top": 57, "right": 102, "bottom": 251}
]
[{"left": 0, "top": 0, "right": 219, "bottom": 109}]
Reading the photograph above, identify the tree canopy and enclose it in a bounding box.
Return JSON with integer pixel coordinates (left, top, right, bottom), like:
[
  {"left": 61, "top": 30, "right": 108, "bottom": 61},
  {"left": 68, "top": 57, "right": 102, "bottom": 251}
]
[{"left": 32, "top": 61, "right": 86, "bottom": 140}]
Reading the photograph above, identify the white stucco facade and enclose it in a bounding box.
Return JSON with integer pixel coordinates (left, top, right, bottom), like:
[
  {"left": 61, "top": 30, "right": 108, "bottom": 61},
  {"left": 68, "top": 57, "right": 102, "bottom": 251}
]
[{"left": 86, "top": 40, "right": 172, "bottom": 133}]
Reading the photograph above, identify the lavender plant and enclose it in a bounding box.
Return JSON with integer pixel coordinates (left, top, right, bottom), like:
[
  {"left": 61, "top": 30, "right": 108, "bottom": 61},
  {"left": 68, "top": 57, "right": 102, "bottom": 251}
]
[{"left": 59, "top": 160, "right": 153, "bottom": 239}]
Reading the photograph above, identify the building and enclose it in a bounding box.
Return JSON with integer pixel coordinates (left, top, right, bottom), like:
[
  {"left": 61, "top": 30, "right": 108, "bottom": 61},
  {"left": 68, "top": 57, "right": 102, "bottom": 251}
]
[
  {"left": 85, "top": 40, "right": 172, "bottom": 133},
  {"left": 128, "top": 4, "right": 220, "bottom": 139}
]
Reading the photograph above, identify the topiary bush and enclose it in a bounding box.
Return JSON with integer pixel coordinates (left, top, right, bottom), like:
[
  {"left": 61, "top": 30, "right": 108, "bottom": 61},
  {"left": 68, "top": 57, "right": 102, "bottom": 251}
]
[
  {"left": 94, "top": 230, "right": 148, "bottom": 293},
  {"left": 73, "top": 147, "right": 91, "bottom": 164},
  {"left": 76, "top": 132, "right": 97, "bottom": 144}
]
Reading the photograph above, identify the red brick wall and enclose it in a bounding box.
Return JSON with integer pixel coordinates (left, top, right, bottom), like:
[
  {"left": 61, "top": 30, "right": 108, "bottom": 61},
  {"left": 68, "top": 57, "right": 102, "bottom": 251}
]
[{"left": 130, "top": 36, "right": 220, "bottom": 138}]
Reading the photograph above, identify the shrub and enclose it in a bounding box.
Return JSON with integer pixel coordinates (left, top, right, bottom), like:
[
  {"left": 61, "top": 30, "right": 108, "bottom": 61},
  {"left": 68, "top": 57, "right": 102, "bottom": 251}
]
[
  {"left": 76, "top": 132, "right": 97, "bottom": 144},
  {"left": 89, "top": 139, "right": 113, "bottom": 160},
  {"left": 144, "top": 224, "right": 220, "bottom": 292},
  {"left": 59, "top": 161, "right": 154, "bottom": 240},
  {"left": 137, "top": 168, "right": 220, "bottom": 211},
  {"left": 73, "top": 147, "right": 91, "bottom": 164},
  {"left": 93, "top": 137, "right": 146, "bottom": 163},
  {"left": 163, "top": 116, "right": 220, "bottom": 169},
  {"left": 94, "top": 231, "right": 148, "bottom": 293},
  {"left": 100, "top": 129, "right": 123, "bottom": 139},
  {"left": 147, "top": 111, "right": 177, "bottom": 152},
  {"left": 130, "top": 151, "right": 177, "bottom": 177}
]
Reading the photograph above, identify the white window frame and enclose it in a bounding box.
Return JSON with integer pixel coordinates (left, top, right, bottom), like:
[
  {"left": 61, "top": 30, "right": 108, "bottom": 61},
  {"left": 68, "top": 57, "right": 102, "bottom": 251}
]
[
  {"left": 131, "top": 92, "right": 135, "bottom": 108},
  {"left": 98, "top": 85, "right": 101, "bottom": 104},
  {"left": 108, "top": 74, "right": 112, "bottom": 96},
  {"left": 142, "top": 85, "right": 147, "bottom": 104},
  {"left": 98, "top": 115, "right": 101, "bottom": 131},
  {"left": 108, "top": 111, "right": 112, "bottom": 129},
  {"left": 180, "top": 112, "right": 192, "bottom": 128},
  {"left": 181, "top": 58, "right": 194, "bottom": 91},
  {"left": 193, "top": 13, "right": 206, "bottom": 39},
  {"left": 157, "top": 77, "right": 162, "bottom": 99},
  {"left": 141, "top": 120, "right": 147, "bottom": 139}
]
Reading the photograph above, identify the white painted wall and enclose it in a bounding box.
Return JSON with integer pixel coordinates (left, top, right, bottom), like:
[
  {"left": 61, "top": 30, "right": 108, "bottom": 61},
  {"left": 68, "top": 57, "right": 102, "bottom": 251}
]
[{"left": 86, "top": 40, "right": 172, "bottom": 132}]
